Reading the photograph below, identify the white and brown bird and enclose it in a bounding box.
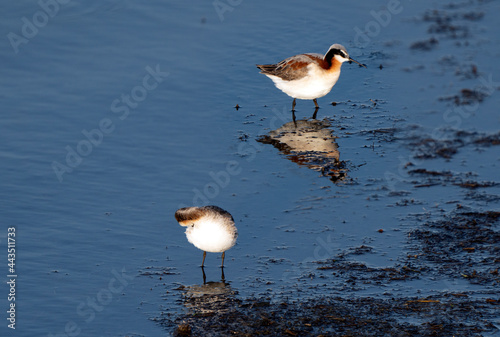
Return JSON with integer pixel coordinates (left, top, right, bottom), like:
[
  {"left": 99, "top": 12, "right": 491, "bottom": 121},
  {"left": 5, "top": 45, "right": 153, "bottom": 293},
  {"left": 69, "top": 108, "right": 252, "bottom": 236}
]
[
  {"left": 257, "top": 44, "right": 366, "bottom": 113},
  {"left": 175, "top": 206, "right": 237, "bottom": 267}
]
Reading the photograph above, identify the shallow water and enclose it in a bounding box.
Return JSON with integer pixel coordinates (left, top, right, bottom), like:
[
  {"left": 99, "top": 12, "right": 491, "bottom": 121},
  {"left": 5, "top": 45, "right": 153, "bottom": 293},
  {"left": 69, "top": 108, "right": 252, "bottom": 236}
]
[{"left": 1, "top": 0, "right": 499, "bottom": 336}]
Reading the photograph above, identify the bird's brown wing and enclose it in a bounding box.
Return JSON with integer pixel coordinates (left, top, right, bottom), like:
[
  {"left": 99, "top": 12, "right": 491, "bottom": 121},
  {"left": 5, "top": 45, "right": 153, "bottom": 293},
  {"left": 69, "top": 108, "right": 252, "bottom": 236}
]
[{"left": 257, "top": 54, "right": 322, "bottom": 81}]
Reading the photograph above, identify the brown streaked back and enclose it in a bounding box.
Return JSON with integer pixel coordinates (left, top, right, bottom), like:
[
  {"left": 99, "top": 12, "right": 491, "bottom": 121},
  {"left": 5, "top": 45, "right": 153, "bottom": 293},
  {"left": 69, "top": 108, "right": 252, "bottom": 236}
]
[
  {"left": 257, "top": 53, "right": 325, "bottom": 81},
  {"left": 175, "top": 205, "right": 234, "bottom": 224}
]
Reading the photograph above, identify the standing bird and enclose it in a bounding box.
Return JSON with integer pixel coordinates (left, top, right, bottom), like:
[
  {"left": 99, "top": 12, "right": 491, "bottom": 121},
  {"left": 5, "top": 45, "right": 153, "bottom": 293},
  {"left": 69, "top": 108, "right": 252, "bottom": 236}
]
[
  {"left": 175, "top": 206, "right": 237, "bottom": 268},
  {"left": 257, "top": 44, "right": 366, "bottom": 114}
]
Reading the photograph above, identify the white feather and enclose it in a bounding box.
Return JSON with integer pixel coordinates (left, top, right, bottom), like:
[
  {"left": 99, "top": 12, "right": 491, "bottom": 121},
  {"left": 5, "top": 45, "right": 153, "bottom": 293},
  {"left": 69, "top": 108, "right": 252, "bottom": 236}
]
[
  {"left": 185, "top": 217, "right": 237, "bottom": 253},
  {"left": 265, "top": 64, "right": 341, "bottom": 100}
]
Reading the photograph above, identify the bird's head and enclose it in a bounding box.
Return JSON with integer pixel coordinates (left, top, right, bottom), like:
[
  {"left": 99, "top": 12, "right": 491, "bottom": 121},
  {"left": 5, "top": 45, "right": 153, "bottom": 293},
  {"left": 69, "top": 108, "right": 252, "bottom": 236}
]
[{"left": 325, "top": 44, "right": 366, "bottom": 68}]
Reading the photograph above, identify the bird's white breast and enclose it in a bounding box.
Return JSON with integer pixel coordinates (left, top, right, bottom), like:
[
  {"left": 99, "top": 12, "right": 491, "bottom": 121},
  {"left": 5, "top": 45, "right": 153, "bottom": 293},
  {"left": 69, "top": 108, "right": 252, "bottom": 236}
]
[
  {"left": 185, "top": 218, "right": 237, "bottom": 253},
  {"left": 267, "top": 64, "right": 341, "bottom": 100}
]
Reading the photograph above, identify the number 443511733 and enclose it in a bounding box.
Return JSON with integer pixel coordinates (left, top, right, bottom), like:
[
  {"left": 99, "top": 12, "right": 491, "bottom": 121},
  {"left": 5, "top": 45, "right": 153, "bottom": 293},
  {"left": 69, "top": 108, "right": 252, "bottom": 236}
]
[{"left": 8, "top": 227, "right": 15, "bottom": 274}]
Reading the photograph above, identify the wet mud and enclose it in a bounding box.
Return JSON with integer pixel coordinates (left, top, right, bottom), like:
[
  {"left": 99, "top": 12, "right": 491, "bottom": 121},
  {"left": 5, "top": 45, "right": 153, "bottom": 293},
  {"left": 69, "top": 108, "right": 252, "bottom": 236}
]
[
  {"left": 317, "top": 210, "right": 499, "bottom": 285},
  {"left": 407, "top": 131, "right": 499, "bottom": 160},
  {"left": 408, "top": 211, "right": 499, "bottom": 286},
  {"left": 161, "top": 288, "right": 498, "bottom": 337}
]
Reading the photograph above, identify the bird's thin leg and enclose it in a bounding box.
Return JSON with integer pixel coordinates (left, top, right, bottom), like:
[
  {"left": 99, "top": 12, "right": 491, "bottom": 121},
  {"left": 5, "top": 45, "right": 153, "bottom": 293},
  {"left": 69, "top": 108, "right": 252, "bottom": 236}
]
[
  {"left": 312, "top": 107, "right": 319, "bottom": 120},
  {"left": 221, "top": 251, "right": 225, "bottom": 268},
  {"left": 201, "top": 266, "right": 207, "bottom": 284},
  {"left": 311, "top": 99, "right": 319, "bottom": 119},
  {"left": 201, "top": 251, "right": 206, "bottom": 267},
  {"left": 292, "top": 110, "right": 297, "bottom": 125},
  {"left": 292, "top": 98, "right": 296, "bottom": 112},
  {"left": 221, "top": 267, "right": 225, "bottom": 283}
]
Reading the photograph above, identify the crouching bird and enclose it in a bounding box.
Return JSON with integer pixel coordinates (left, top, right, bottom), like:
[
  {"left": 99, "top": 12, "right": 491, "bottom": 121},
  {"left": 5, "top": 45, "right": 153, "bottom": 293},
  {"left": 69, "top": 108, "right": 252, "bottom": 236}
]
[{"left": 175, "top": 206, "right": 237, "bottom": 268}]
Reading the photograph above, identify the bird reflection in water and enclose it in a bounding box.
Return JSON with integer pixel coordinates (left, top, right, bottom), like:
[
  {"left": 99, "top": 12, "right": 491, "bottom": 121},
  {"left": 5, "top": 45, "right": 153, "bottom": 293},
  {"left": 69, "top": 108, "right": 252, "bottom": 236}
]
[
  {"left": 178, "top": 267, "right": 236, "bottom": 322},
  {"left": 257, "top": 118, "right": 348, "bottom": 183},
  {"left": 201, "top": 266, "right": 226, "bottom": 285}
]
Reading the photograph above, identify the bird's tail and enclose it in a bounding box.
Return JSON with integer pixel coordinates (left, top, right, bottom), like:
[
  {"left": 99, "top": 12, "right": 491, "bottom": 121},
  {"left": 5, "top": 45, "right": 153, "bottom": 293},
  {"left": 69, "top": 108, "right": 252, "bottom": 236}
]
[{"left": 256, "top": 64, "right": 277, "bottom": 74}]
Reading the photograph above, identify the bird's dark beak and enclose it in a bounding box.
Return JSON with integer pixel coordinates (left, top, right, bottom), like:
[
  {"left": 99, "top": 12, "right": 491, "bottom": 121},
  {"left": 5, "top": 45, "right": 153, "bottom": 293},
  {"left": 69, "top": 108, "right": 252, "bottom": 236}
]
[{"left": 349, "top": 57, "right": 367, "bottom": 68}]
